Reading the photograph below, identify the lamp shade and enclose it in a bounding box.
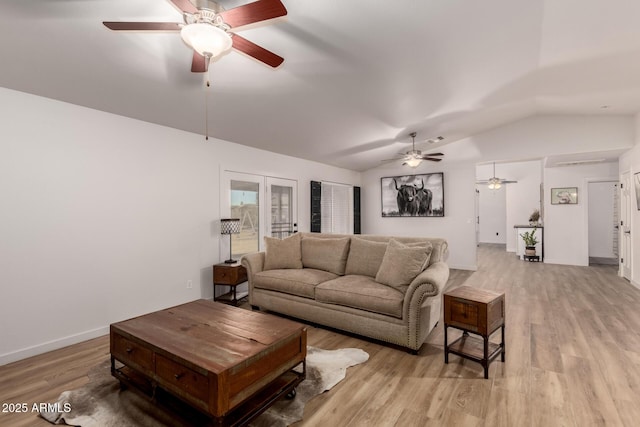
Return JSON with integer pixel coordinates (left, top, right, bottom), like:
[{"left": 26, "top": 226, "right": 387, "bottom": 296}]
[
  {"left": 180, "top": 23, "right": 232, "bottom": 58},
  {"left": 220, "top": 218, "right": 241, "bottom": 235}
]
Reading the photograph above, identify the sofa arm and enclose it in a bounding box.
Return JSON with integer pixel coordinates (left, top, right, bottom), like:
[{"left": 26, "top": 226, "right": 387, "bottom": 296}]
[
  {"left": 241, "top": 252, "right": 265, "bottom": 304},
  {"left": 403, "top": 261, "right": 450, "bottom": 317},
  {"left": 411, "top": 261, "right": 449, "bottom": 294}
]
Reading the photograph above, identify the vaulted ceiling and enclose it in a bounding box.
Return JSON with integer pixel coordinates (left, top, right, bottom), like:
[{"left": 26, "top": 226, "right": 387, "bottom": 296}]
[{"left": 2, "top": 0, "right": 639, "bottom": 171}]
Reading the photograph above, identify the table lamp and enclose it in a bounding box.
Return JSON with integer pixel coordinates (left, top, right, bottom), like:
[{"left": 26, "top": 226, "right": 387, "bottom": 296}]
[{"left": 220, "top": 218, "right": 241, "bottom": 264}]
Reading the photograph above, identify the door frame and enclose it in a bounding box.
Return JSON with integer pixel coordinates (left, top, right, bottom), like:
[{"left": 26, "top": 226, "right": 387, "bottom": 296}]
[
  {"left": 619, "top": 171, "right": 632, "bottom": 280},
  {"left": 221, "top": 170, "right": 298, "bottom": 256}
]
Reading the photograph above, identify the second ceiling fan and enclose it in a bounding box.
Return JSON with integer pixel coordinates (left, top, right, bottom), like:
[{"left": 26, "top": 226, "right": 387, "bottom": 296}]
[
  {"left": 103, "top": 0, "right": 288, "bottom": 72},
  {"left": 383, "top": 132, "right": 444, "bottom": 168},
  {"left": 476, "top": 162, "right": 518, "bottom": 189}
]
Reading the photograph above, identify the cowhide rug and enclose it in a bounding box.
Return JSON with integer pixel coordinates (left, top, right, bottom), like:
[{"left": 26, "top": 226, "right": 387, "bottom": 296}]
[{"left": 40, "top": 347, "right": 368, "bottom": 427}]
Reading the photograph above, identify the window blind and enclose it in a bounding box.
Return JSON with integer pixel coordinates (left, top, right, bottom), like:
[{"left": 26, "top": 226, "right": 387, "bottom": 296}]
[{"left": 320, "top": 182, "right": 353, "bottom": 234}]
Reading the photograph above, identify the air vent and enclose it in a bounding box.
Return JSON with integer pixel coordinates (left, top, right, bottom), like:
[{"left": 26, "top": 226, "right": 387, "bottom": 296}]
[{"left": 554, "top": 158, "right": 606, "bottom": 166}]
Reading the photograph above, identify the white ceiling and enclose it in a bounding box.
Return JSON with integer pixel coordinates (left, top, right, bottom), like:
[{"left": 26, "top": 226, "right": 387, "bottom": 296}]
[{"left": 2, "top": 0, "right": 640, "bottom": 171}]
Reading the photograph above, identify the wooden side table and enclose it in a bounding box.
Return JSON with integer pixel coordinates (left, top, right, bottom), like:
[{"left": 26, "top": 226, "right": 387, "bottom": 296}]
[
  {"left": 213, "top": 262, "right": 248, "bottom": 306},
  {"left": 443, "top": 286, "right": 505, "bottom": 379}
]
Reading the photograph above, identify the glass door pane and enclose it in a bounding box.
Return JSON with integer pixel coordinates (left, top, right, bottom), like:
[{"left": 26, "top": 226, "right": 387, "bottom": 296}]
[
  {"left": 267, "top": 177, "right": 298, "bottom": 239},
  {"left": 231, "top": 180, "right": 260, "bottom": 257},
  {"left": 222, "top": 171, "right": 265, "bottom": 260}
]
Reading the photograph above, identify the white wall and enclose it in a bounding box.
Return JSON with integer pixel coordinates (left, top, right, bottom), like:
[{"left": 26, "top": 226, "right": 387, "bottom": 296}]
[
  {"left": 362, "top": 161, "right": 478, "bottom": 271},
  {"left": 0, "top": 88, "right": 360, "bottom": 364},
  {"left": 543, "top": 162, "right": 619, "bottom": 266}
]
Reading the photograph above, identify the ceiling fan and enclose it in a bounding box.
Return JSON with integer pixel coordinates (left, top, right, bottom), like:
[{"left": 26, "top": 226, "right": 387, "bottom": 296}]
[
  {"left": 476, "top": 162, "right": 518, "bottom": 189},
  {"left": 103, "top": 0, "right": 287, "bottom": 72},
  {"left": 382, "top": 132, "right": 444, "bottom": 168}
]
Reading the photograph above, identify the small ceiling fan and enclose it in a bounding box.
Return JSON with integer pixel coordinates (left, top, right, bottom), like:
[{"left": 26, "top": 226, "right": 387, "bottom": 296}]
[
  {"left": 103, "top": 0, "right": 287, "bottom": 72},
  {"left": 476, "top": 162, "right": 518, "bottom": 189},
  {"left": 382, "top": 132, "right": 444, "bottom": 168}
]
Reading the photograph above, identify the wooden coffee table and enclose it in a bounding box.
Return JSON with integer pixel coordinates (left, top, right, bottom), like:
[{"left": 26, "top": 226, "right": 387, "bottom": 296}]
[{"left": 110, "top": 299, "right": 306, "bottom": 426}]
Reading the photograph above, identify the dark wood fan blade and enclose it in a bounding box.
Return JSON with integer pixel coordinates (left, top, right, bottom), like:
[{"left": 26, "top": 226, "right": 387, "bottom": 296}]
[
  {"left": 232, "top": 34, "right": 284, "bottom": 67},
  {"left": 220, "top": 0, "right": 287, "bottom": 28},
  {"left": 169, "top": 0, "right": 198, "bottom": 14},
  {"left": 423, "top": 152, "right": 444, "bottom": 156},
  {"left": 191, "top": 51, "right": 208, "bottom": 73},
  {"left": 103, "top": 22, "right": 181, "bottom": 31},
  {"left": 421, "top": 157, "right": 443, "bottom": 162}
]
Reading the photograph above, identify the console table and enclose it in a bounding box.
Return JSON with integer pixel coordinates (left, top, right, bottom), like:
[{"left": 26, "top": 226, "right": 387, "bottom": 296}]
[
  {"left": 514, "top": 225, "right": 543, "bottom": 261},
  {"left": 443, "top": 286, "right": 505, "bottom": 379}
]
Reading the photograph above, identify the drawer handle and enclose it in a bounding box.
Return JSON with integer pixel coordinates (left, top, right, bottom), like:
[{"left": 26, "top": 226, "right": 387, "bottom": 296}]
[
  {"left": 125, "top": 347, "right": 133, "bottom": 353},
  {"left": 174, "top": 373, "right": 184, "bottom": 380}
]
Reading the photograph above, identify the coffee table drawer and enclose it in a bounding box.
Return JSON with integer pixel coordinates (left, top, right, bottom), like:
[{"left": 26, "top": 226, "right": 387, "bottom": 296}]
[
  {"left": 112, "top": 333, "right": 153, "bottom": 372},
  {"left": 156, "top": 354, "right": 209, "bottom": 403}
]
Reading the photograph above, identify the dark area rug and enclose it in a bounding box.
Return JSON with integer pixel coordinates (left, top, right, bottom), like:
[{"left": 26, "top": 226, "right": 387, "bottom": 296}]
[{"left": 40, "top": 347, "right": 368, "bottom": 427}]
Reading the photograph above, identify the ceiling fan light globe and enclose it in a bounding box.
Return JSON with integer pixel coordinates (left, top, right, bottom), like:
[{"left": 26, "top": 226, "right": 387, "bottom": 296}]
[
  {"left": 180, "top": 23, "right": 232, "bottom": 58},
  {"left": 405, "top": 157, "right": 422, "bottom": 168}
]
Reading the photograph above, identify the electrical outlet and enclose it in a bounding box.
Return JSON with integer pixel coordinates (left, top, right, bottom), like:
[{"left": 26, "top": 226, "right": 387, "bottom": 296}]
[{"left": 187, "top": 280, "right": 193, "bottom": 289}]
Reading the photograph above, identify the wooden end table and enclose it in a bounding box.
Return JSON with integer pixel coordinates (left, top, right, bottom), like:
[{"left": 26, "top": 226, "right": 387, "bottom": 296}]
[
  {"left": 213, "top": 262, "right": 248, "bottom": 306},
  {"left": 443, "top": 286, "right": 505, "bottom": 379}
]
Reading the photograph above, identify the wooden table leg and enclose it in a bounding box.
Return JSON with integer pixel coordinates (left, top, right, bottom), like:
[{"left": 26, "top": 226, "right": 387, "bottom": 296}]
[
  {"left": 483, "top": 335, "right": 489, "bottom": 379},
  {"left": 444, "top": 324, "right": 449, "bottom": 364},
  {"left": 501, "top": 324, "right": 506, "bottom": 362}
]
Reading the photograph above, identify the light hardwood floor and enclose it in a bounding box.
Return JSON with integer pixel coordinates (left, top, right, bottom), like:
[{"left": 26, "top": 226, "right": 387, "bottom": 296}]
[{"left": 2, "top": 244, "right": 640, "bottom": 426}]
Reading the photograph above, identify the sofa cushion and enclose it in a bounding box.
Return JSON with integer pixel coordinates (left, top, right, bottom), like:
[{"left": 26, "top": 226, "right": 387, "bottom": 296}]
[
  {"left": 344, "top": 237, "right": 388, "bottom": 277},
  {"left": 254, "top": 268, "right": 338, "bottom": 299},
  {"left": 375, "top": 239, "right": 433, "bottom": 290},
  {"left": 301, "top": 237, "right": 350, "bottom": 275},
  {"left": 263, "top": 233, "right": 303, "bottom": 271},
  {"left": 315, "top": 275, "right": 404, "bottom": 318}
]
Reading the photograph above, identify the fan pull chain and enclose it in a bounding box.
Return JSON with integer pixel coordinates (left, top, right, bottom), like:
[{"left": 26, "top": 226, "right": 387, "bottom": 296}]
[{"left": 205, "top": 74, "right": 211, "bottom": 141}]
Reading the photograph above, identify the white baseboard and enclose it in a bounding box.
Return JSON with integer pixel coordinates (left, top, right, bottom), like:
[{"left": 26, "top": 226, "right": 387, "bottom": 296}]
[{"left": 0, "top": 326, "right": 109, "bottom": 366}]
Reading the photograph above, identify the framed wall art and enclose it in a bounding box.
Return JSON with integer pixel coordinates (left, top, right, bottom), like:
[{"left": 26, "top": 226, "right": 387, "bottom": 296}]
[
  {"left": 550, "top": 187, "right": 578, "bottom": 205},
  {"left": 381, "top": 172, "right": 444, "bottom": 217}
]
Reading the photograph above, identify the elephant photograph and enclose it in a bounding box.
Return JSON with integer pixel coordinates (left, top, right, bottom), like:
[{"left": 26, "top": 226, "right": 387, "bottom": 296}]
[{"left": 381, "top": 173, "right": 444, "bottom": 217}]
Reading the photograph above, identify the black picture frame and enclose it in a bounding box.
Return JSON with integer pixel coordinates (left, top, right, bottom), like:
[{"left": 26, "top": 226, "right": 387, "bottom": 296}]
[{"left": 381, "top": 172, "right": 444, "bottom": 217}]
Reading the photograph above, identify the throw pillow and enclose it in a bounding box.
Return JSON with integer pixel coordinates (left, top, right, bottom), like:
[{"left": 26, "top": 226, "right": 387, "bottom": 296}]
[
  {"left": 301, "top": 237, "right": 351, "bottom": 275},
  {"left": 375, "top": 239, "right": 433, "bottom": 289},
  {"left": 344, "top": 237, "right": 389, "bottom": 277},
  {"left": 263, "top": 233, "right": 303, "bottom": 270}
]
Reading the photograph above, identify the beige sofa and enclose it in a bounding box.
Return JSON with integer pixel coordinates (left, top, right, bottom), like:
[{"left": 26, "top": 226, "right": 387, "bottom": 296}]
[{"left": 241, "top": 232, "right": 449, "bottom": 352}]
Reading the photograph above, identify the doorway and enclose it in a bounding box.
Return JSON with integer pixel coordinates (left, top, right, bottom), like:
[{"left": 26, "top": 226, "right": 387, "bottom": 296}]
[{"left": 588, "top": 181, "right": 618, "bottom": 265}]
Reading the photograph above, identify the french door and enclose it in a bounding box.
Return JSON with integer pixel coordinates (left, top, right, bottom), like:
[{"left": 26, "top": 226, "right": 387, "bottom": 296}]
[{"left": 221, "top": 171, "right": 297, "bottom": 259}]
